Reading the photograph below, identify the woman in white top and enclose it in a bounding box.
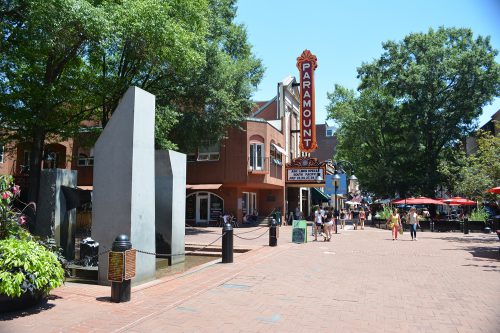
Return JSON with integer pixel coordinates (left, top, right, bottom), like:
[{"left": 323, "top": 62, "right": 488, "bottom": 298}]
[{"left": 408, "top": 206, "right": 420, "bottom": 240}]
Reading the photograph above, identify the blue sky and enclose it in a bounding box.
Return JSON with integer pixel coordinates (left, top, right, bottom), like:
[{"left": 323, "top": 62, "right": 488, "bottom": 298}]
[{"left": 236, "top": 0, "right": 500, "bottom": 127}]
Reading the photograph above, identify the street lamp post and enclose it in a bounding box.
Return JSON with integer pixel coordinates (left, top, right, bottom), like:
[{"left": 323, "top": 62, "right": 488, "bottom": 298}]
[{"left": 333, "top": 173, "right": 340, "bottom": 233}]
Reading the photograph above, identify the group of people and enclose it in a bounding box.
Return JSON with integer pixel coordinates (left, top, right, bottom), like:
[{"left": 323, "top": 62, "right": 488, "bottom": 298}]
[
  {"left": 386, "top": 207, "right": 421, "bottom": 241},
  {"left": 312, "top": 206, "right": 368, "bottom": 241}
]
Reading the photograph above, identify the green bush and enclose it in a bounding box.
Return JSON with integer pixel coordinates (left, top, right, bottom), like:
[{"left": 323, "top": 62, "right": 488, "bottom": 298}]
[
  {"left": 0, "top": 175, "right": 65, "bottom": 298},
  {"left": 470, "top": 207, "right": 489, "bottom": 222},
  {"left": 0, "top": 238, "right": 64, "bottom": 298},
  {"left": 376, "top": 206, "right": 393, "bottom": 220}
]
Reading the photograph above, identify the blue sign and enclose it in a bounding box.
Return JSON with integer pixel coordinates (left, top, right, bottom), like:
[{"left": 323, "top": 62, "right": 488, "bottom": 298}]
[{"left": 325, "top": 174, "right": 347, "bottom": 195}]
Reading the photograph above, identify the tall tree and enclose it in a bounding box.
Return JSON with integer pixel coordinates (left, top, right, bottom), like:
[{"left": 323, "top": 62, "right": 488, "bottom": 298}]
[
  {"left": 0, "top": 0, "right": 109, "bottom": 204},
  {"left": 327, "top": 27, "right": 500, "bottom": 197},
  {"left": 90, "top": 0, "right": 209, "bottom": 129},
  {"left": 162, "top": 0, "right": 264, "bottom": 152}
]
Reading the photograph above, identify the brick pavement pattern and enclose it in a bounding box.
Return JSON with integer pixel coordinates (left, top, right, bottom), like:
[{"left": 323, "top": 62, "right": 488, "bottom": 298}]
[{"left": 1, "top": 226, "right": 499, "bottom": 333}]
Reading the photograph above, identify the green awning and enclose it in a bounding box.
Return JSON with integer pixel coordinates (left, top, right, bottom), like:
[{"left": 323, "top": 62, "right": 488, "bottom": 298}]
[{"left": 311, "top": 187, "right": 330, "bottom": 202}]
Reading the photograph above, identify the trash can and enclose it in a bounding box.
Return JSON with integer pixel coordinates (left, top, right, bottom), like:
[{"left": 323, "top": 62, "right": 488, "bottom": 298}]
[{"left": 273, "top": 211, "right": 282, "bottom": 225}]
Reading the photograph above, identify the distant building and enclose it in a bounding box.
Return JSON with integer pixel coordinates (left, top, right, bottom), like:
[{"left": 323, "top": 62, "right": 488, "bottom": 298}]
[
  {"left": 465, "top": 110, "right": 499, "bottom": 155},
  {"left": 310, "top": 122, "right": 338, "bottom": 162}
]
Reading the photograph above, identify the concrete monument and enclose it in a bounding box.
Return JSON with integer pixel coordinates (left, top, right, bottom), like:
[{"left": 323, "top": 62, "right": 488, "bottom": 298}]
[
  {"left": 155, "top": 150, "right": 186, "bottom": 265},
  {"left": 36, "top": 169, "right": 77, "bottom": 259},
  {"left": 92, "top": 86, "right": 156, "bottom": 286}
]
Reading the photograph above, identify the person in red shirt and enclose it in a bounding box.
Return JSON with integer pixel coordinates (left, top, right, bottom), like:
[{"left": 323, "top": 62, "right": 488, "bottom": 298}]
[{"left": 359, "top": 208, "right": 366, "bottom": 230}]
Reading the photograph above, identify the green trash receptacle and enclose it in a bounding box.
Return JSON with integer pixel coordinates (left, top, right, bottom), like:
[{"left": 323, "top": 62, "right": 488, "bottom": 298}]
[{"left": 274, "top": 211, "right": 281, "bottom": 225}]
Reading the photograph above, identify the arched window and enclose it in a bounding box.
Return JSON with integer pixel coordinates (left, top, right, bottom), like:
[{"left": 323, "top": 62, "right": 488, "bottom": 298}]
[
  {"left": 186, "top": 192, "right": 224, "bottom": 224},
  {"left": 249, "top": 135, "right": 265, "bottom": 171}
]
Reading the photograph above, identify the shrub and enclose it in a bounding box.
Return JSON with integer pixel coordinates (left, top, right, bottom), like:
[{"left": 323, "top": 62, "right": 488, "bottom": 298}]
[
  {"left": 0, "top": 238, "right": 64, "bottom": 298},
  {"left": 470, "top": 207, "right": 489, "bottom": 222},
  {"left": 0, "top": 175, "right": 65, "bottom": 298}
]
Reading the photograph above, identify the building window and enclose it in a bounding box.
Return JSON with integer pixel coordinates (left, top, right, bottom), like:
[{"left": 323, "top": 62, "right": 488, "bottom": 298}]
[
  {"left": 197, "top": 141, "right": 220, "bottom": 161},
  {"left": 23, "top": 150, "right": 31, "bottom": 167},
  {"left": 185, "top": 192, "right": 224, "bottom": 223},
  {"left": 77, "top": 153, "right": 94, "bottom": 167},
  {"left": 242, "top": 192, "right": 257, "bottom": 216},
  {"left": 0, "top": 144, "right": 4, "bottom": 163},
  {"left": 187, "top": 152, "right": 197, "bottom": 162},
  {"left": 249, "top": 143, "right": 264, "bottom": 170},
  {"left": 326, "top": 128, "right": 334, "bottom": 137},
  {"left": 270, "top": 145, "right": 282, "bottom": 166}
]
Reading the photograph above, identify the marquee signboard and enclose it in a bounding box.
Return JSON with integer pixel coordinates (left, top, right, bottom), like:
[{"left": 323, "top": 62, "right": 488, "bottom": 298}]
[
  {"left": 285, "top": 157, "right": 326, "bottom": 184},
  {"left": 296, "top": 50, "right": 318, "bottom": 153}
]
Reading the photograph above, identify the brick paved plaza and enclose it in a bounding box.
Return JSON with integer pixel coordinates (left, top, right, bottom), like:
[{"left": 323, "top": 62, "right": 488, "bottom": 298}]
[{"left": 1, "top": 226, "right": 499, "bottom": 333}]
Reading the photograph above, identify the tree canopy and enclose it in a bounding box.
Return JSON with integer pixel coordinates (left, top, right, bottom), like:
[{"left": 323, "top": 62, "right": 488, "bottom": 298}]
[
  {"left": 439, "top": 125, "right": 500, "bottom": 200},
  {"left": 327, "top": 27, "right": 500, "bottom": 197},
  {"left": 0, "top": 0, "right": 263, "bottom": 205}
]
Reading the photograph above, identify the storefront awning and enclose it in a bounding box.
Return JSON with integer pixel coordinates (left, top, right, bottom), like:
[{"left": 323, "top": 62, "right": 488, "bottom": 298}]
[
  {"left": 271, "top": 143, "right": 287, "bottom": 155},
  {"left": 311, "top": 187, "right": 330, "bottom": 202},
  {"left": 186, "top": 184, "right": 222, "bottom": 190}
]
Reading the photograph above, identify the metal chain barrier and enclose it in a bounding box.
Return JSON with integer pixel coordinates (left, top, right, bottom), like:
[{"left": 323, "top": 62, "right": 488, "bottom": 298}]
[
  {"left": 233, "top": 228, "right": 269, "bottom": 240},
  {"left": 232, "top": 225, "right": 269, "bottom": 235},
  {"left": 134, "top": 232, "right": 226, "bottom": 257}
]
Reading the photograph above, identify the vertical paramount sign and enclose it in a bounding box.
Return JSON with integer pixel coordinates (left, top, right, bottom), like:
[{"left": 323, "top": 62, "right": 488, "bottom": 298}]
[{"left": 296, "top": 50, "right": 318, "bottom": 153}]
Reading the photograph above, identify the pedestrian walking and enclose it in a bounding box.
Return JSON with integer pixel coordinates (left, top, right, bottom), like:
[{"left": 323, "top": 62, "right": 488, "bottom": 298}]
[
  {"left": 340, "top": 209, "right": 346, "bottom": 229},
  {"left": 387, "top": 208, "right": 401, "bottom": 240},
  {"left": 323, "top": 207, "right": 334, "bottom": 241},
  {"left": 408, "top": 206, "right": 420, "bottom": 240},
  {"left": 314, "top": 206, "right": 325, "bottom": 241},
  {"left": 359, "top": 208, "right": 366, "bottom": 230},
  {"left": 352, "top": 209, "right": 359, "bottom": 230}
]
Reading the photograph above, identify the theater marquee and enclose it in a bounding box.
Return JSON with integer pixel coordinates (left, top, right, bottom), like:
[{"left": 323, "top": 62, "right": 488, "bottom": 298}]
[
  {"left": 286, "top": 157, "right": 326, "bottom": 184},
  {"left": 296, "top": 50, "right": 318, "bottom": 153}
]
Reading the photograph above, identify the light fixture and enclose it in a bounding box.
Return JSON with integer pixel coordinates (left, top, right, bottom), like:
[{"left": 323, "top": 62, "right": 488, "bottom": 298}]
[{"left": 316, "top": 173, "right": 323, "bottom": 183}]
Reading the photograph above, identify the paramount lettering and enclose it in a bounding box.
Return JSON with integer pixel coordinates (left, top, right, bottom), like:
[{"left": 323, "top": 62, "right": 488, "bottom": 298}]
[{"left": 296, "top": 50, "right": 318, "bottom": 153}]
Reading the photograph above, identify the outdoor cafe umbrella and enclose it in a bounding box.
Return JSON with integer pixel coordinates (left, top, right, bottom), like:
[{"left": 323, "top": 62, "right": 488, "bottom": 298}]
[
  {"left": 486, "top": 186, "right": 500, "bottom": 194},
  {"left": 392, "top": 197, "right": 444, "bottom": 205},
  {"left": 443, "top": 197, "right": 476, "bottom": 206}
]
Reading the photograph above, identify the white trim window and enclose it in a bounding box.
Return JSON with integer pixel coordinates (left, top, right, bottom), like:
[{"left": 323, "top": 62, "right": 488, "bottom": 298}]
[
  {"left": 326, "top": 127, "right": 334, "bottom": 137},
  {"left": 249, "top": 143, "right": 264, "bottom": 170},
  {"left": 270, "top": 144, "right": 282, "bottom": 166},
  {"left": 77, "top": 153, "right": 94, "bottom": 167},
  {"left": 0, "top": 144, "right": 4, "bottom": 163},
  {"left": 197, "top": 141, "right": 220, "bottom": 161}
]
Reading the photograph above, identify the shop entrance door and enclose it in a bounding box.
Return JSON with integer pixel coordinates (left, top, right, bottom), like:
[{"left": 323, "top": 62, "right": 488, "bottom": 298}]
[{"left": 196, "top": 194, "right": 209, "bottom": 223}]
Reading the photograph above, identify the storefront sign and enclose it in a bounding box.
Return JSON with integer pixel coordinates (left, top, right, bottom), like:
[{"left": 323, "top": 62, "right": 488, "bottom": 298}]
[
  {"left": 285, "top": 157, "right": 327, "bottom": 184},
  {"left": 287, "top": 167, "right": 325, "bottom": 183},
  {"left": 296, "top": 50, "right": 318, "bottom": 153}
]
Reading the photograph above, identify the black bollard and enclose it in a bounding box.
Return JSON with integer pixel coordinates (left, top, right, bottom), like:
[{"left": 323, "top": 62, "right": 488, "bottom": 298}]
[
  {"left": 464, "top": 217, "right": 469, "bottom": 235},
  {"left": 269, "top": 219, "right": 278, "bottom": 247},
  {"left": 111, "top": 235, "right": 132, "bottom": 303},
  {"left": 222, "top": 223, "right": 233, "bottom": 263},
  {"left": 430, "top": 219, "right": 434, "bottom": 232}
]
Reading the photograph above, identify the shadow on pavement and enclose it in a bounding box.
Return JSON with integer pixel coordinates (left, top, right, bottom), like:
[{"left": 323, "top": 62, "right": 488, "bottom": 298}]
[
  {"left": 96, "top": 296, "right": 112, "bottom": 303},
  {"left": 0, "top": 295, "right": 60, "bottom": 321},
  {"left": 185, "top": 227, "right": 219, "bottom": 235},
  {"left": 441, "top": 235, "right": 498, "bottom": 244}
]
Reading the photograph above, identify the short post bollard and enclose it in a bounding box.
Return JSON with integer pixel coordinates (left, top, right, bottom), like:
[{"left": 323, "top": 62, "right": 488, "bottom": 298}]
[
  {"left": 430, "top": 219, "right": 434, "bottom": 232},
  {"left": 109, "top": 235, "right": 134, "bottom": 303},
  {"left": 464, "top": 217, "right": 469, "bottom": 235},
  {"left": 269, "top": 219, "right": 278, "bottom": 247},
  {"left": 222, "top": 223, "right": 233, "bottom": 263}
]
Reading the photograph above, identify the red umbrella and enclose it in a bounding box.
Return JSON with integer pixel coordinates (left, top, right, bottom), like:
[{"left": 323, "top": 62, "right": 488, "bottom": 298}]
[
  {"left": 486, "top": 186, "right": 500, "bottom": 194},
  {"left": 402, "top": 197, "right": 445, "bottom": 205},
  {"left": 391, "top": 198, "right": 410, "bottom": 204},
  {"left": 443, "top": 197, "right": 476, "bottom": 206}
]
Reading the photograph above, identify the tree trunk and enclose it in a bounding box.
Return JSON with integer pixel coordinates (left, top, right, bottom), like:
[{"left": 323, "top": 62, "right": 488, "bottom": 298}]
[{"left": 26, "top": 128, "right": 46, "bottom": 231}]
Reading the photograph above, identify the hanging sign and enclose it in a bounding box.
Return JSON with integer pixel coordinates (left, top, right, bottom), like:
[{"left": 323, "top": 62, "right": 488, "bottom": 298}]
[
  {"left": 285, "top": 157, "right": 327, "bottom": 184},
  {"left": 296, "top": 50, "right": 318, "bottom": 153}
]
